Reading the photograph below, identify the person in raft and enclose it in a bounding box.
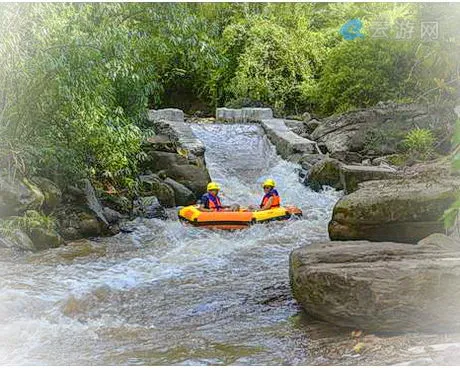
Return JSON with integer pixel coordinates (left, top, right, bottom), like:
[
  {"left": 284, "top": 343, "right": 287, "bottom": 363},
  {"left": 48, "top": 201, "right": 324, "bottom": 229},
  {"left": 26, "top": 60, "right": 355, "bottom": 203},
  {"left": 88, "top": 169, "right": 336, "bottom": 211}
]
[
  {"left": 198, "top": 182, "right": 238, "bottom": 212},
  {"left": 249, "top": 178, "right": 281, "bottom": 211}
]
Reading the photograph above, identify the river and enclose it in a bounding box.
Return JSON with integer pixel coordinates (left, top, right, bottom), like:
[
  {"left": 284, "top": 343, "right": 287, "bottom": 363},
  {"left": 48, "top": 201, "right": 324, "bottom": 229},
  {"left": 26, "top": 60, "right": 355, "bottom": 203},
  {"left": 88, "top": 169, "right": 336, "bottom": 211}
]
[{"left": 2, "top": 123, "right": 441, "bottom": 365}]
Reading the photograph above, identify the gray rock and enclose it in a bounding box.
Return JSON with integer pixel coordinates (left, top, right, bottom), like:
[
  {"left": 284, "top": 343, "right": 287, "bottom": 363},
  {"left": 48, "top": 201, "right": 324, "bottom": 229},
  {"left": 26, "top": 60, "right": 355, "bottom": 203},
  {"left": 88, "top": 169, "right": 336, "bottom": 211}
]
[
  {"left": 140, "top": 150, "right": 189, "bottom": 173},
  {"left": 329, "top": 151, "right": 363, "bottom": 164},
  {"left": 133, "top": 196, "right": 167, "bottom": 219},
  {"left": 304, "top": 119, "right": 320, "bottom": 135},
  {"left": 147, "top": 119, "right": 205, "bottom": 157},
  {"left": 28, "top": 227, "right": 63, "bottom": 250},
  {"left": 310, "top": 102, "right": 456, "bottom": 156},
  {"left": 138, "top": 174, "right": 176, "bottom": 207},
  {"left": 31, "top": 177, "right": 62, "bottom": 213},
  {"left": 156, "top": 165, "right": 211, "bottom": 198},
  {"left": 55, "top": 204, "right": 108, "bottom": 240},
  {"left": 306, "top": 158, "right": 343, "bottom": 191},
  {"left": 261, "top": 119, "right": 318, "bottom": 159},
  {"left": 328, "top": 177, "right": 460, "bottom": 243},
  {"left": 0, "top": 175, "right": 44, "bottom": 217},
  {"left": 340, "top": 164, "right": 400, "bottom": 194},
  {"left": 79, "top": 179, "right": 109, "bottom": 226},
  {"left": 284, "top": 119, "right": 307, "bottom": 136},
  {"left": 102, "top": 207, "right": 123, "bottom": 224},
  {"left": 142, "top": 135, "right": 176, "bottom": 153},
  {"left": 148, "top": 108, "right": 184, "bottom": 122},
  {"left": 290, "top": 233, "right": 460, "bottom": 333},
  {"left": 164, "top": 177, "right": 196, "bottom": 206},
  {"left": 454, "top": 105, "right": 460, "bottom": 118},
  {"left": 0, "top": 231, "right": 35, "bottom": 251},
  {"left": 216, "top": 107, "right": 273, "bottom": 123},
  {"left": 298, "top": 154, "right": 325, "bottom": 171},
  {"left": 302, "top": 112, "right": 312, "bottom": 122}
]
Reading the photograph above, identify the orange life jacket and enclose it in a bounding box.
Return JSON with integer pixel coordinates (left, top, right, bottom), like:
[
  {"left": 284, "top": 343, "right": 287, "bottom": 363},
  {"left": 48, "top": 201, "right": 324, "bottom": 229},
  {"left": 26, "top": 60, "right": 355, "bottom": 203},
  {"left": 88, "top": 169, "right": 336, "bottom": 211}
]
[
  {"left": 202, "top": 193, "right": 223, "bottom": 211},
  {"left": 260, "top": 189, "right": 280, "bottom": 209}
]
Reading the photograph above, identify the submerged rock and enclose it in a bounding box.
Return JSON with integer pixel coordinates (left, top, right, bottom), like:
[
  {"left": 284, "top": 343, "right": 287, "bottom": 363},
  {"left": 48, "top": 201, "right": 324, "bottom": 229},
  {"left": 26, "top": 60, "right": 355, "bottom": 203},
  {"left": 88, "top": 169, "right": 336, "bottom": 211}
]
[
  {"left": 290, "top": 233, "right": 460, "bottom": 333},
  {"left": 328, "top": 177, "right": 460, "bottom": 244}
]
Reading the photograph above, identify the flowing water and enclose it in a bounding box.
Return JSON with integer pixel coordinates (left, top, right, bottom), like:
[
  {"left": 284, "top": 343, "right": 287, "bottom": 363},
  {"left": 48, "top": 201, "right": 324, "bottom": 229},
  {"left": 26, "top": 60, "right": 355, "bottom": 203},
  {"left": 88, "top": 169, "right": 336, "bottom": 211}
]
[{"left": 0, "top": 123, "right": 344, "bottom": 365}]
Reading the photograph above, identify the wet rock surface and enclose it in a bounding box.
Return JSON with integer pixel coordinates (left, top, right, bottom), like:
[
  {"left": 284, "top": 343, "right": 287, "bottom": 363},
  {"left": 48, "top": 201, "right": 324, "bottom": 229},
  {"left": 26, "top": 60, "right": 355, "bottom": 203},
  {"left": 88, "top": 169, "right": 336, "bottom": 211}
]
[
  {"left": 290, "top": 233, "right": 460, "bottom": 333},
  {"left": 328, "top": 177, "right": 460, "bottom": 243},
  {"left": 216, "top": 107, "right": 273, "bottom": 123},
  {"left": 261, "top": 118, "right": 318, "bottom": 159}
]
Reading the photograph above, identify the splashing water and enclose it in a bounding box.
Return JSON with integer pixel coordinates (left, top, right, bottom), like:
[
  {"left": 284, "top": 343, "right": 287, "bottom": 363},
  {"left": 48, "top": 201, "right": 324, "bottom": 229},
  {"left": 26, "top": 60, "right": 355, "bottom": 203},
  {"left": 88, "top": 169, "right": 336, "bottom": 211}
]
[{"left": 0, "top": 123, "right": 341, "bottom": 365}]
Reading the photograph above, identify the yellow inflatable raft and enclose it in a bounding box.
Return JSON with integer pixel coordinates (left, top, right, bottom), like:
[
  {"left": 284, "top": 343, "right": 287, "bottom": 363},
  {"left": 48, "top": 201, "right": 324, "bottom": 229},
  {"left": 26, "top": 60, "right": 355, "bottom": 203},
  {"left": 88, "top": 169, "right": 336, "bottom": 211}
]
[{"left": 178, "top": 205, "right": 302, "bottom": 230}]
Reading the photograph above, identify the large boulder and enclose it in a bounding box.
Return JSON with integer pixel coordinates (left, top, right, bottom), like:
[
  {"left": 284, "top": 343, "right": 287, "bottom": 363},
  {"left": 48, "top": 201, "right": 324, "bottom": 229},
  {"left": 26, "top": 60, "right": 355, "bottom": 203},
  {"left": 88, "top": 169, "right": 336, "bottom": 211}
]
[
  {"left": 146, "top": 111, "right": 206, "bottom": 158},
  {"left": 164, "top": 177, "right": 196, "bottom": 206},
  {"left": 55, "top": 207, "right": 103, "bottom": 240},
  {"left": 28, "top": 227, "right": 63, "bottom": 250},
  {"left": 56, "top": 179, "right": 121, "bottom": 240},
  {"left": 157, "top": 165, "right": 211, "bottom": 198},
  {"left": 31, "top": 176, "right": 62, "bottom": 213},
  {"left": 138, "top": 174, "right": 176, "bottom": 207},
  {"left": 329, "top": 177, "right": 460, "bottom": 244},
  {"left": 290, "top": 233, "right": 460, "bottom": 333},
  {"left": 140, "top": 150, "right": 189, "bottom": 173},
  {"left": 310, "top": 102, "right": 456, "bottom": 157},
  {"left": 340, "top": 164, "right": 401, "bottom": 194},
  {"left": 0, "top": 175, "right": 44, "bottom": 217},
  {"left": 306, "top": 157, "right": 343, "bottom": 191}
]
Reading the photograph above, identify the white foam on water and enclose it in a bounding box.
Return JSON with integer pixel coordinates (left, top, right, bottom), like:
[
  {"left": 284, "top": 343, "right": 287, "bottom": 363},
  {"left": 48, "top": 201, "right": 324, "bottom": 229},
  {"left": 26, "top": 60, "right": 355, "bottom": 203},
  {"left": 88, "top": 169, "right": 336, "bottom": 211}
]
[{"left": 0, "top": 122, "right": 341, "bottom": 365}]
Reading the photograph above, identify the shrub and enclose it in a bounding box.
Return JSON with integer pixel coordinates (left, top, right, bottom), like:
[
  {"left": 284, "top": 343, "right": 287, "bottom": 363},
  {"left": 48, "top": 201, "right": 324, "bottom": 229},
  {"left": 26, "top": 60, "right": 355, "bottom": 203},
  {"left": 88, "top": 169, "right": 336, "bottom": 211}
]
[
  {"left": 0, "top": 210, "right": 56, "bottom": 238},
  {"left": 403, "top": 128, "right": 436, "bottom": 160}
]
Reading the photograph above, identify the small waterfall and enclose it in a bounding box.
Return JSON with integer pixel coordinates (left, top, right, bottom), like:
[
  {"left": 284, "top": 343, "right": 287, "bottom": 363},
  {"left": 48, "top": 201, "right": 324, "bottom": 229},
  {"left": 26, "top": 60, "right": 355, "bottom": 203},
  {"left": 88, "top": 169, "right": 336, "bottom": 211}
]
[{"left": 0, "top": 123, "right": 341, "bottom": 365}]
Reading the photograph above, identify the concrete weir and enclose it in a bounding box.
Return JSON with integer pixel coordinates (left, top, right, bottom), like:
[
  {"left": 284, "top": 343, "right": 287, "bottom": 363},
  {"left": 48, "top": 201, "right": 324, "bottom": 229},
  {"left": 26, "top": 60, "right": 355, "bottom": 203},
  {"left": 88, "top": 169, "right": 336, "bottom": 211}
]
[
  {"left": 147, "top": 109, "right": 205, "bottom": 157},
  {"left": 216, "top": 107, "right": 318, "bottom": 159}
]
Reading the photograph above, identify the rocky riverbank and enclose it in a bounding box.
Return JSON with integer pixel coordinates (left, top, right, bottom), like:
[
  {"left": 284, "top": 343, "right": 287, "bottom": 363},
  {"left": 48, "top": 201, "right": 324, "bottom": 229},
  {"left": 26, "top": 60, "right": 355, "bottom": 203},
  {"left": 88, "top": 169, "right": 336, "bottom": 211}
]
[
  {"left": 283, "top": 100, "right": 460, "bottom": 358},
  {"left": 0, "top": 108, "right": 212, "bottom": 251}
]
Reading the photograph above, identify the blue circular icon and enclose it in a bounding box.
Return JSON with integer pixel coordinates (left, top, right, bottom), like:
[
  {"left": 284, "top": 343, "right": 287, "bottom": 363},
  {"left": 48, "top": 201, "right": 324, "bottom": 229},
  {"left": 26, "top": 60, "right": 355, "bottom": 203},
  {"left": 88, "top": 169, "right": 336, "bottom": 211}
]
[{"left": 340, "top": 19, "right": 364, "bottom": 41}]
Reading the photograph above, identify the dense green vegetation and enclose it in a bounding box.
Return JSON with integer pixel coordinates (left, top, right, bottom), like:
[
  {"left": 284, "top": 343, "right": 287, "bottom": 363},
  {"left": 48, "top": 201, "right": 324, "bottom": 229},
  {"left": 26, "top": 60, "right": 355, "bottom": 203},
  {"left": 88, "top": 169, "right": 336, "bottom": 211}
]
[{"left": 0, "top": 3, "right": 459, "bottom": 192}]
